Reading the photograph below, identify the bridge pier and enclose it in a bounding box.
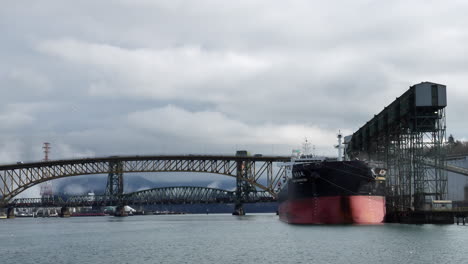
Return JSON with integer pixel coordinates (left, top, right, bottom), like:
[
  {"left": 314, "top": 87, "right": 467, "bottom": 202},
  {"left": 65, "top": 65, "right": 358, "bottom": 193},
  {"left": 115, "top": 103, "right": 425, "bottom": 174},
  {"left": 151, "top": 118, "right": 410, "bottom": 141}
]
[
  {"left": 7, "top": 208, "right": 15, "bottom": 219},
  {"left": 456, "top": 215, "right": 466, "bottom": 225},
  {"left": 59, "top": 206, "right": 70, "bottom": 218},
  {"left": 106, "top": 161, "right": 124, "bottom": 196},
  {"left": 114, "top": 205, "right": 128, "bottom": 217},
  {"left": 232, "top": 151, "right": 252, "bottom": 216},
  {"left": 232, "top": 205, "right": 245, "bottom": 216}
]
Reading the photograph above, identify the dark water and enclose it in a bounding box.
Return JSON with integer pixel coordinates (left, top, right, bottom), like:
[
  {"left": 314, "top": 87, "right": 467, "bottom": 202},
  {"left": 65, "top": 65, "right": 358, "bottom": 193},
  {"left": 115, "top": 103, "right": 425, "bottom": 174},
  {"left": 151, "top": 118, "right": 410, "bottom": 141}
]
[{"left": 1, "top": 214, "right": 467, "bottom": 264}]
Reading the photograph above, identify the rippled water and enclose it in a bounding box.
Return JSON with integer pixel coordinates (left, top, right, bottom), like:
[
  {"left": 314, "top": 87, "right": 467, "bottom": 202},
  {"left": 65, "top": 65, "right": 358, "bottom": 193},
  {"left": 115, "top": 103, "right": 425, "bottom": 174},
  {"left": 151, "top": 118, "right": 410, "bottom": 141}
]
[{"left": 1, "top": 214, "right": 467, "bottom": 264}]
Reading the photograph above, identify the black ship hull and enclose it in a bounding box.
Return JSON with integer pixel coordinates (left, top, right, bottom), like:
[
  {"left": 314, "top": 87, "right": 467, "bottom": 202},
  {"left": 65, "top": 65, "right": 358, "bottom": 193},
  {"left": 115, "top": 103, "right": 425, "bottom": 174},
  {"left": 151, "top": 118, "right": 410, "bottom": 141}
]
[{"left": 278, "top": 160, "right": 386, "bottom": 224}]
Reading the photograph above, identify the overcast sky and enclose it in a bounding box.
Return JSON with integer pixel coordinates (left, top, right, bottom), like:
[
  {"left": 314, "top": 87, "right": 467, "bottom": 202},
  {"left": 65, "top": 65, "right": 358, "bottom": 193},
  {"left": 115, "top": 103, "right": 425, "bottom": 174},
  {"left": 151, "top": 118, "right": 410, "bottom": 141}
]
[{"left": 1, "top": 0, "right": 468, "bottom": 164}]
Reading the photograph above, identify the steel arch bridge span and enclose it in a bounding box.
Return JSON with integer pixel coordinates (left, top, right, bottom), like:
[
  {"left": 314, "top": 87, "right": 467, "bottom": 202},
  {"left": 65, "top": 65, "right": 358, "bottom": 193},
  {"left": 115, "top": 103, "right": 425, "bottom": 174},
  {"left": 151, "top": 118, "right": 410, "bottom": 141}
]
[
  {"left": 124, "top": 186, "right": 276, "bottom": 205},
  {"left": 0, "top": 155, "right": 290, "bottom": 205}
]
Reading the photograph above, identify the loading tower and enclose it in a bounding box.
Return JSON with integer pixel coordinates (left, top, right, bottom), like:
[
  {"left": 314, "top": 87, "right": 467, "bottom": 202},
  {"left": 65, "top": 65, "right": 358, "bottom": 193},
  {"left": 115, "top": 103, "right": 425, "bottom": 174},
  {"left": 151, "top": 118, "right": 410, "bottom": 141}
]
[{"left": 346, "top": 82, "right": 447, "bottom": 212}]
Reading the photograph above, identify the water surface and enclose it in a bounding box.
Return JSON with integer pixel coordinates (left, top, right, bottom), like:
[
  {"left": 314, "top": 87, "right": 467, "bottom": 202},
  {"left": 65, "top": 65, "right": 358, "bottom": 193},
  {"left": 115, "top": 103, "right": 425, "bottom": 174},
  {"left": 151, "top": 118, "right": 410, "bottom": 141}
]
[{"left": 1, "top": 214, "right": 467, "bottom": 264}]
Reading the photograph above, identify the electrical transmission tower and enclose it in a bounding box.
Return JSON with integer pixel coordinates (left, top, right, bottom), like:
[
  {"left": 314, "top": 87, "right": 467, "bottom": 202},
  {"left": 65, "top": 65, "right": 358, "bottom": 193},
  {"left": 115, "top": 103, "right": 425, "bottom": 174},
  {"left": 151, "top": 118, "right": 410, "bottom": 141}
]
[{"left": 40, "top": 142, "right": 53, "bottom": 200}]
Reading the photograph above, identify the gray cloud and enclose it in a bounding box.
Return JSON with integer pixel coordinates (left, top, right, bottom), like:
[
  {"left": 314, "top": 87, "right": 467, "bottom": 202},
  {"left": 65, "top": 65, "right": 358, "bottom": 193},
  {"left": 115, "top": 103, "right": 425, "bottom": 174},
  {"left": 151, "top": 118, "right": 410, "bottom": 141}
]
[{"left": 1, "top": 1, "right": 468, "bottom": 171}]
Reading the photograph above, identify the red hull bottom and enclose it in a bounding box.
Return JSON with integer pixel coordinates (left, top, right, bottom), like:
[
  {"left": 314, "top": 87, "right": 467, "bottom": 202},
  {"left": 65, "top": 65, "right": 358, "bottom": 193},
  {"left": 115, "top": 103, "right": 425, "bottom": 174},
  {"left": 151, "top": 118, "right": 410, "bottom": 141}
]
[{"left": 279, "top": 196, "right": 386, "bottom": 224}]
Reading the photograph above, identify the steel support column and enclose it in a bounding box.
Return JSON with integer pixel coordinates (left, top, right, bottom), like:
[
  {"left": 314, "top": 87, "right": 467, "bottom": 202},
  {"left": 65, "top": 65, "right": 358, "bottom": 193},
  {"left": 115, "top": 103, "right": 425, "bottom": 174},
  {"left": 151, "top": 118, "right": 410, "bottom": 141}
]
[
  {"left": 106, "top": 160, "right": 125, "bottom": 216},
  {"left": 233, "top": 150, "right": 256, "bottom": 215},
  {"left": 233, "top": 160, "right": 245, "bottom": 215},
  {"left": 106, "top": 161, "right": 124, "bottom": 196}
]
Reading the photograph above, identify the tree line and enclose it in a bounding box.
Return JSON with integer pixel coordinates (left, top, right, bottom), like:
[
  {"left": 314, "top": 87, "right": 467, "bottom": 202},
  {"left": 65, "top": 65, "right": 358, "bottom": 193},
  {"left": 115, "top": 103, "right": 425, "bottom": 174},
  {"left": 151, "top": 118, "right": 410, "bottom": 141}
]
[{"left": 447, "top": 134, "right": 468, "bottom": 155}]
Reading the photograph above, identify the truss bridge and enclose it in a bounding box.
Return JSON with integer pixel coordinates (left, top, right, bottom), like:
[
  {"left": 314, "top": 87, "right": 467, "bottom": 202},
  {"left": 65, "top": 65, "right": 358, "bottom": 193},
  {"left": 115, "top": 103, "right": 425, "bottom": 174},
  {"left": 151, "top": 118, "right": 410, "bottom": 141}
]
[{"left": 0, "top": 154, "right": 290, "bottom": 214}]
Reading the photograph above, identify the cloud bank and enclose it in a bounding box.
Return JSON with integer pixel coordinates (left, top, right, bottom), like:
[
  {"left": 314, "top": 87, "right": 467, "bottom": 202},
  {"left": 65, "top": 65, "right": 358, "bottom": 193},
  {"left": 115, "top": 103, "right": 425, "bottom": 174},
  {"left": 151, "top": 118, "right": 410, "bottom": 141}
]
[{"left": 2, "top": 1, "right": 468, "bottom": 187}]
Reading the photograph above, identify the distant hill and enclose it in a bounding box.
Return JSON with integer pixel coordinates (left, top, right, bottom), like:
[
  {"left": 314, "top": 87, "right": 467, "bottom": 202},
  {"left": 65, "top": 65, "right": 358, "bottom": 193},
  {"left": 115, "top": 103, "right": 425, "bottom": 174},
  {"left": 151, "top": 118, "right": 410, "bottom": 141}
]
[{"left": 54, "top": 174, "right": 236, "bottom": 195}]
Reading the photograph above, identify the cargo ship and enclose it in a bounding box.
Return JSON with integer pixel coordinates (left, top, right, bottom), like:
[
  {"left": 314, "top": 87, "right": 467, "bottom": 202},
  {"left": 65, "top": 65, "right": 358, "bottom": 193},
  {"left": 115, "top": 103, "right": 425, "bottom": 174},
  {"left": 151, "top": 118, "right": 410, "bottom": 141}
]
[{"left": 277, "top": 133, "right": 386, "bottom": 224}]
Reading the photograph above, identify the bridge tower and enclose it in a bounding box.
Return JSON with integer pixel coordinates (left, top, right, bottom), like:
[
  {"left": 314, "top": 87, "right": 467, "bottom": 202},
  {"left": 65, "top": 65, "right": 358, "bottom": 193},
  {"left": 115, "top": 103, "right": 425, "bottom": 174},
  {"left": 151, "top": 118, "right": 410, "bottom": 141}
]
[
  {"left": 105, "top": 160, "right": 124, "bottom": 196},
  {"left": 233, "top": 150, "right": 256, "bottom": 215},
  {"left": 105, "top": 160, "right": 126, "bottom": 216},
  {"left": 106, "top": 161, "right": 123, "bottom": 196}
]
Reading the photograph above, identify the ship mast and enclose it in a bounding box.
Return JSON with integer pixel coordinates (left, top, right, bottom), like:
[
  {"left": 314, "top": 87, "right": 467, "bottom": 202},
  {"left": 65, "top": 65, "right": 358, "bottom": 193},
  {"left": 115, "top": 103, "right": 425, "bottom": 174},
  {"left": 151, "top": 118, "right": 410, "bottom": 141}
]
[
  {"left": 302, "top": 138, "right": 311, "bottom": 156},
  {"left": 335, "top": 131, "right": 344, "bottom": 161}
]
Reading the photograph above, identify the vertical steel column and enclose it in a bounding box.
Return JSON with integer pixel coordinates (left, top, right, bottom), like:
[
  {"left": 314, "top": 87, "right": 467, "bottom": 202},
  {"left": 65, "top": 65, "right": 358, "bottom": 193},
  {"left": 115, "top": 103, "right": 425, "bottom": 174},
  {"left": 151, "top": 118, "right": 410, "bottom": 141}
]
[
  {"left": 233, "top": 150, "right": 256, "bottom": 215},
  {"left": 106, "top": 161, "right": 128, "bottom": 216},
  {"left": 106, "top": 160, "right": 124, "bottom": 196},
  {"left": 233, "top": 160, "right": 245, "bottom": 215},
  {"left": 106, "top": 160, "right": 126, "bottom": 216}
]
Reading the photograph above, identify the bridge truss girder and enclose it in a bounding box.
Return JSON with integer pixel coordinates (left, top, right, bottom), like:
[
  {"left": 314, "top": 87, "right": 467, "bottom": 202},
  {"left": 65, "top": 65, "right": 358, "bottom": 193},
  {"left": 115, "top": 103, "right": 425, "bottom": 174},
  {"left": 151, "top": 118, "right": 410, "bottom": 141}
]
[{"left": 0, "top": 155, "right": 289, "bottom": 206}]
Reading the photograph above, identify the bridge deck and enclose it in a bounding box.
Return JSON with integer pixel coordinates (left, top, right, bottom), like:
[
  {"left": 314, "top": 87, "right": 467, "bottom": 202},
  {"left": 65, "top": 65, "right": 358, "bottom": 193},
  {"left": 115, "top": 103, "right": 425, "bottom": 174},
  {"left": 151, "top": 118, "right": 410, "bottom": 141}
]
[{"left": 0, "top": 155, "right": 291, "bottom": 169}]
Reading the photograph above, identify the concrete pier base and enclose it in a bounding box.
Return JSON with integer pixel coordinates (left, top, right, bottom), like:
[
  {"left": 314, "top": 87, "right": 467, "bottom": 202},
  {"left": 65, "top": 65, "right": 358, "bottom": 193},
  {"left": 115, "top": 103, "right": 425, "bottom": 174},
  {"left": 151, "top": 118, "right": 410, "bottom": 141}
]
[
  {"left": 114, "top": 205, "right": 128, "bottom": 217},
  {"left": 455, "top": 215, "right": 466, "bottom": 225},
  {"left": 60, "top": 207, "right": 70, "bottom": 218},
  {"left": 232, "top": 207, "right": 245, "bottom": 216},
  {"left": 7, "top": 208, "right": 15, "bottom": 219}
]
